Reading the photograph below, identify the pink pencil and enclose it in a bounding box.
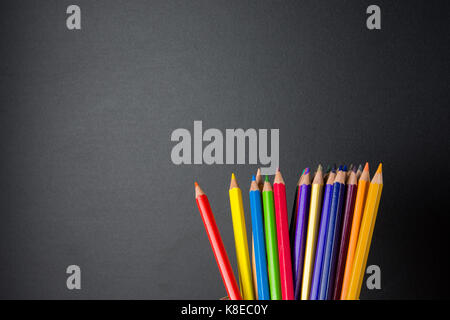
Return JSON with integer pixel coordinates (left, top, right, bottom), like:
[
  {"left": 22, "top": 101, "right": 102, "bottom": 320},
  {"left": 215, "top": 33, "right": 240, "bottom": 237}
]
[{"left": 273, "top": 169, "right": 294, "bottom": 300}]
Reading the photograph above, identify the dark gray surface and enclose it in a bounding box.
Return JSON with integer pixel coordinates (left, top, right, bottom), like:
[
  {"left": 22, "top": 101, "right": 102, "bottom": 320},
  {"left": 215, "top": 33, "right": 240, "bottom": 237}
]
[{"left": 0, "top": 0, "right": 449, "bottom": 299}]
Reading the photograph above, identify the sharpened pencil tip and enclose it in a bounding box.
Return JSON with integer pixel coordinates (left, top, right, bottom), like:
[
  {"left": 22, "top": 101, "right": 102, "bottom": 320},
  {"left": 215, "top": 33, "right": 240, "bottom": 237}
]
[
  {"left": 305, "top": 167, "right": 310, "bottom": 174},
  {"left": 194, "top": 182, "right": 198, "bottom": 187},
  {"left": 231, "top": 173, "right": 236, "bottom": 180},
  {"left": 364, "top": 162, "right": 369, "bottom": 172},
  {"left": 376, "top": 163, "right": 382, "bottom": 173},
  {"left": 343, "top": 165, "right": 347, "bottom": 172},
  {"left": 317, "top": 164, "right": 323, "bottom": 172},
  {"left": 252, "top": 175, "right": 256, "bottom": 181},
  {"left": 265, "top": 175, "right": 269, "bottom": 182}
]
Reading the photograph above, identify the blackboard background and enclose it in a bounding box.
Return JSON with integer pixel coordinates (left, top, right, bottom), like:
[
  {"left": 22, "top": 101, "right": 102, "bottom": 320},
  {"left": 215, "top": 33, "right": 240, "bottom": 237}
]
[{"left": 0, "top": 0, "right": 449, "bottom": 299}]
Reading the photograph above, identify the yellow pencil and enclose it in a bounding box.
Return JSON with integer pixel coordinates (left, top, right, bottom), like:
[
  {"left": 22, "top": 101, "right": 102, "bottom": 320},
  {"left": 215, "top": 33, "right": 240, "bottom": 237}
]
[
  {"left": 300, "top": 165, "right": 324, "bottom": 299},
  {"left": 346, "top": 164, "right": 383, "bottom": 300},
  {"left": 229, "top": 173, "right": 255, "bottom": 300}
]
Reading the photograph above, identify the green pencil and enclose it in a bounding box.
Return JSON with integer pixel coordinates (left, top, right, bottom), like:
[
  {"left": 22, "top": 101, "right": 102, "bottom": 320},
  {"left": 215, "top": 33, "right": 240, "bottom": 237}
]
[{"left": 262, "top": 176, "right": 282, "bottom": 300}]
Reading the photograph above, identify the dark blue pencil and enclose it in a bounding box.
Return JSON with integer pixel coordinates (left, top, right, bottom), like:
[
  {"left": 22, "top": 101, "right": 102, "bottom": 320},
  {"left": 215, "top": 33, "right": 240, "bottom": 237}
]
[
  {"left": 309, "top": 167, "right": 336, "bottom": 300},
  {"left": 318, "top": 168, "right": 346, "bottom": 299}
]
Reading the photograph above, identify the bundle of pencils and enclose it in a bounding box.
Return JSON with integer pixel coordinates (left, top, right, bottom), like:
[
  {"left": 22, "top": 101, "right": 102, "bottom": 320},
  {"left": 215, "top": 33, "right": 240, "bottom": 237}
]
[{"left": 194, "top": 163, "right": 383, "bottom": 300}]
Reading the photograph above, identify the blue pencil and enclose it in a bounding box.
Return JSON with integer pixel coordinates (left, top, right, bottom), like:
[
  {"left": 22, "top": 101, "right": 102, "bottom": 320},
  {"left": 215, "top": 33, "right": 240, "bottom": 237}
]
[
  {"left": 318, "top": 168, "right": 346, "bottom": 299},
  {"left": 309, "top": 167, "right": 336, "bottom": 300},
  {"left": 292, "top": 168, "right": 311, "bottom": 299},
  {"left": 250, "top": 175, "right": 270, "bottom": 300}
]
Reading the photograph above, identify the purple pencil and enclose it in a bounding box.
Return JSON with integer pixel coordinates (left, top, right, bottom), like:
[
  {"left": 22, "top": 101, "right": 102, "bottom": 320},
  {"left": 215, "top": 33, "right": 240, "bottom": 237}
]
[
  {"left": 332, "top": 170, "right": 358, "bottom": 299},
  {"left": 289, "top": 170, "right": 305, "bottom": 250},
  {"left": 292, "top": 169, "right": 311, "bottom": 299}
]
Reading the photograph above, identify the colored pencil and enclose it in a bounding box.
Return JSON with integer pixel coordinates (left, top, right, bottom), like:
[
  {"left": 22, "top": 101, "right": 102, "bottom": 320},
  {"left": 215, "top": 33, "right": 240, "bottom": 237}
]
[
  {"left": 195, "top": 182, "right": 242, "bottom": 300},
  {"left": 356, "top": 164, "right": 363, "bottom": 180},
  {"left": 332, "top": 170, "right": 358, "bottom": 299},
  {"left": 289, "top": 171, "right": 304, "bottom": 250},
  {"left": 346, "top": 164, "right": 354, "bottom": 180},
  {"left": 319, "top": 168, "right": 346, "bottom": 299},
  {"left": 250, "top": 176, "right": 270, "bottom": 300},
  {"left": 262, "top": 176, "right": 282, "bottom": 299},
  {"left": 229, "top": 173, "right": 255, "bottom": 300},
  {"left": 300, "top": 165, "right": 324, "bottom": 299},
  {"left": 340, "top": 163, "right": 370, "bottom": 299},
  {"left": 256, "top": 168, "right": 264, "bottom": 192},
  {"left": 310, "top": 168, "right": 336, "bottom": 299},
  {"left": 252, "top": 169, "right": 264, "bottom": 299},
  {"left": 293, "top": 168, "right": 311, "bottom": 299},
  {"left": 347, "top": 164, "right": 383, "bottom": 300},
  {"left": 273, "top": 169, "right": 294, "bottom": 300}
]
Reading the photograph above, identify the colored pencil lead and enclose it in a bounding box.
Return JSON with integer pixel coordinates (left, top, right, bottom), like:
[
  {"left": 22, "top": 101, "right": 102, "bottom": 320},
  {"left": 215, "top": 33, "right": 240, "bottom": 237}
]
[
  {"left": 364, "top": 162, "right": 369, "bottom": 172},
  {"left": 376, "top": 163, "right": 382, "bottom": 173}
]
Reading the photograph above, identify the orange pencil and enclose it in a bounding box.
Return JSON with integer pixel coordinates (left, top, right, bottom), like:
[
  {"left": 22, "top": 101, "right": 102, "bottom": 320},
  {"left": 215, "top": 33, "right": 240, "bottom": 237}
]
[{"left": 340, "top": 163, "right": 370, "bottom": 299}]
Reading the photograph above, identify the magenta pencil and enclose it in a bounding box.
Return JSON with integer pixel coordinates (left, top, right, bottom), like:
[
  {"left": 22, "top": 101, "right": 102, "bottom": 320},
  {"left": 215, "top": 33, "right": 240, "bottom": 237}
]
[{"left": 332, "top": 170, "right": 358, "bottom": 299}]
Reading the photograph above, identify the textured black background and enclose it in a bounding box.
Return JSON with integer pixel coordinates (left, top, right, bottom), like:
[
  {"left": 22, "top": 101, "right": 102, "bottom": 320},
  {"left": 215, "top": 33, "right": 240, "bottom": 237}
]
[{"left": 0, "top": 0, "right": 448, "bottom": 299}]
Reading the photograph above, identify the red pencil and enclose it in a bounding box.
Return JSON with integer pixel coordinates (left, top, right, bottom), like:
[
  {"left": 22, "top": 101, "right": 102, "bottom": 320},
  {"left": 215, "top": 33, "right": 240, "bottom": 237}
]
[
  {"left": 195, "top": 182, "right": 242, "bottom": 300},
  {"left": 273, "top": 169, "right": 294, "bottom": 300}
]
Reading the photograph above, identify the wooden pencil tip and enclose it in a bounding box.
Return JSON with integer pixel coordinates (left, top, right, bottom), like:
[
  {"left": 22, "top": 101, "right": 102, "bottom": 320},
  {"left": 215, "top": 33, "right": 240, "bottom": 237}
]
[
  {"left": 317, "top": 164, "right": 323, "bottom": 172},
  {"left": 376, "top": 163, "right": 382, "bottom": 173},
  {"left": 257, "top": 168, "right": 261, "bottom": 175},
  {"left": 305, "top": 167, "right": 310, "bottom": 174},
  {"left": 274, "top": 169, "right": 284, "bottom": 184},
  {"left": 230, "top": 173, "right": 239, "bottom": 189},
  {"left": 195, "top": 182, "right": 204, "bottom": 197},
  {"left": 364, "top": 162, "right": 369, "bottom": 172}
]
